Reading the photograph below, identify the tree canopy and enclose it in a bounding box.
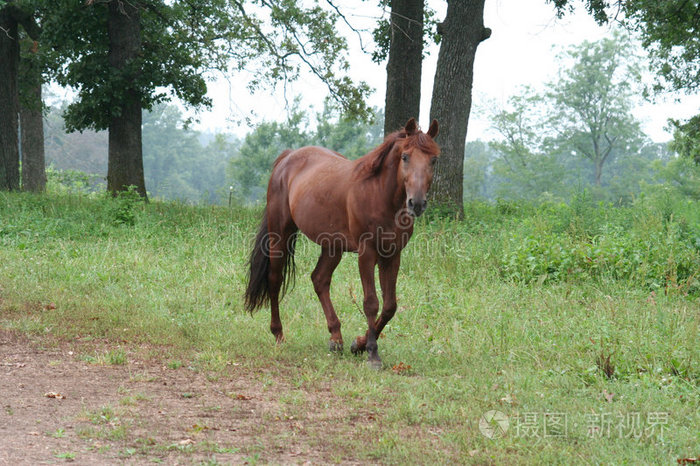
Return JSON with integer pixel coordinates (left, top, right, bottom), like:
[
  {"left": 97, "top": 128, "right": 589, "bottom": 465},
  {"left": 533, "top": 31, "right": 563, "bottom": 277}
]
[
  {"left": 549, "top": 0, "right": 700, "bottom": 164},
  {"left": 38, "top": 0, "right": 373, "bottom": 133}
]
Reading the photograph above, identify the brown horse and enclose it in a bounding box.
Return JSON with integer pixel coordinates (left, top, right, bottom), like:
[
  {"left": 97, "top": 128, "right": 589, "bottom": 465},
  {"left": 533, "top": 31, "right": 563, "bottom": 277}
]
[{"left": 244, "top": 118, "right": 440, "bottom": 369}]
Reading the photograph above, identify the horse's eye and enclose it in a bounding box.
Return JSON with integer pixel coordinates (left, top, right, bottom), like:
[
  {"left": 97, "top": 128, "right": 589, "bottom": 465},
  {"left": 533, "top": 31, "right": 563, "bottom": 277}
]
[
  {"left": 430, "top": 157, "right": 438, "bottom": 166},
  {"left": 401, "top": 153, "right": 409, "bottom": 162}
]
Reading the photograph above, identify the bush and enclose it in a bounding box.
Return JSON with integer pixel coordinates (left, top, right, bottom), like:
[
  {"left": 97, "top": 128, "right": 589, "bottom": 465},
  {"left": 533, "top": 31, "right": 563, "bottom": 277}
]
[
  {"left": 498, "top": 200, "right": 700, "bottom": 295},
  {"left": 111, "top": 186, "right": 143, "bottom": 226},
  {"left": 46, "top": 166, "right": 105, "bottom": 195}
]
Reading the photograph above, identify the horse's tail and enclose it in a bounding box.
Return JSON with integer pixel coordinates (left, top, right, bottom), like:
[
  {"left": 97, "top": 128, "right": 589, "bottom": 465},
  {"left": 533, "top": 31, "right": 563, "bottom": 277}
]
[
  {"left": 244, "top": 200, "right": 298, "bottom": 314},
  {"left": 244, "top": 208, "right": 272, "bottom": 313}
]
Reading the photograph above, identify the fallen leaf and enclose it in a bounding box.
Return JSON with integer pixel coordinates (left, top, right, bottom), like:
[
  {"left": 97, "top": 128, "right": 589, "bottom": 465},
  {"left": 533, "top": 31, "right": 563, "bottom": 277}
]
[
  {"left": 44, "top": 303, "right": 57, "bottom": 311},
  {"left": 391, "top": 362, "right": 412, "bottom": 374},
  {"left": 44, "top": 392, "right": 65, "bottom": 399},
  {"left": 235, "top": 394, "right": 252, "bottom": 400},
  {"left": 500, "top": 393, "right": 517, "bottom": 405},
  {"left": 677, "top": 458, "right": 698, "bottom": 465},
  {"left": 178, "top": 438, "right": 194, "bottom": 446}
]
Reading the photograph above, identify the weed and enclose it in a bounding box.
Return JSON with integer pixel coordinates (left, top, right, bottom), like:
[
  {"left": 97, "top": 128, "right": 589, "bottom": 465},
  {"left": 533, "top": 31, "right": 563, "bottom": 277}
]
[
  {"left": 107, "top": 348, "right": 127, "bottom": 365},
  {"left": 596, "top": 349, "right": 616, "bottom": 379},
  {"left": 111, "top": 185, "right": 143, "bottom": 226}
]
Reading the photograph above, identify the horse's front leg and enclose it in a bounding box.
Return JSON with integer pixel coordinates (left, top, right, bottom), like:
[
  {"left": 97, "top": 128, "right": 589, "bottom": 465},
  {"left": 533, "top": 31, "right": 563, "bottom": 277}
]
[
  {"left": 351, "top": 254, "right": 400, "bottom": 358},
  {"left": 354, "top": 248, "right": 382, "bottom": 369}
]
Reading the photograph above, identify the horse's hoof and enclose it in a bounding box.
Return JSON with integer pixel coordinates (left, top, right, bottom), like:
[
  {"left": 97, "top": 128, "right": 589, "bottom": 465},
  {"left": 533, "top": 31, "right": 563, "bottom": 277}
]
[
  {"left": 329, "top": 340, "right": 343, "bottom": 353},
  {"left": 367, "top": 358, "right": 382, "bottom": 370},
  {"left": 275, "top": 334, "right": 285, "bottom": 345},
  {"left": 350, "top": 338, "right": 365, "bottom": 355}
]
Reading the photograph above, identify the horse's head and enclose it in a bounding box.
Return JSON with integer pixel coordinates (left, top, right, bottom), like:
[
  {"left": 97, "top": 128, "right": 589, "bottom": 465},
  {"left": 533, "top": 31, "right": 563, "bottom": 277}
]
[{"left": 397, "top": 118, "right": 440, "bottom": 217}]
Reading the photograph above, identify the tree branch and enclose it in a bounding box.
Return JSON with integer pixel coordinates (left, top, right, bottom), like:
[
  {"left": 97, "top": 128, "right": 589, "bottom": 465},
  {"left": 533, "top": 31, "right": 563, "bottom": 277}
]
[
  {"left": 6, "top": 4, "right": 41, "bottom": 40},
  {"left": 325, "top": 0, "right": 369, "bottom": 53}
]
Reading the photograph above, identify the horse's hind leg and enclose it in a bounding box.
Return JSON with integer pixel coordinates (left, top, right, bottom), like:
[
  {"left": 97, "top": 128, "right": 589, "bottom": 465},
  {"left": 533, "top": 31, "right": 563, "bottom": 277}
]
[
  {"left": 266, "top": 207, "right": 298, "bottom": 344},
  {"left": 311, "top": 247, "right": 343, "bottom": 351}
]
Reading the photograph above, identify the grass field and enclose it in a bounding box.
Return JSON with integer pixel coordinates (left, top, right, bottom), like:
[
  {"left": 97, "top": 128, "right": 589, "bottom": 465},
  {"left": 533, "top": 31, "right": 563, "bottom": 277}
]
[{"left": 0, "top": 191, "right": 698, "bottom": 463}]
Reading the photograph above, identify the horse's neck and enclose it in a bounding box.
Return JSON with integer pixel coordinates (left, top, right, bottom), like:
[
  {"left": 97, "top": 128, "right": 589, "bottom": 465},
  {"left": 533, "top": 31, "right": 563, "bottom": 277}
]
[{"left": 377, "top": 158, "right": 406, "bottom": 214}]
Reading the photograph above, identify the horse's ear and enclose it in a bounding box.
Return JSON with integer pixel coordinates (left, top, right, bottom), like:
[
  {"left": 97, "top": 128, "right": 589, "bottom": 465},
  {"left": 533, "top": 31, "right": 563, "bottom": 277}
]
[
  {"left": 404, "top": 118, "right": 417, "bottom": 135},
  {"left": 427, "top": 119, "right": 439, "bottom": 138}
]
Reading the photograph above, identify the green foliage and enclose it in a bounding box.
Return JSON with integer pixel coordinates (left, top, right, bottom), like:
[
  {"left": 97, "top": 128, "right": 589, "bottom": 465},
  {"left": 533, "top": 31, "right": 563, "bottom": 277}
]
[
  {"left": 371, "top": 2, "right": 441, "bottom": 63},
  {"left": 46, "top": 166, "right": 104, "bottom": 195},
  {"left": 314, "top": 104, "right": 384, "bottom": 158},
  {"left": 648, "top": 156, "right": 700, "bottom": 200},
  {"left": 488, "top": 88, "right": 570, "bottom": 200},
  {"left": 142, "top": 104, "right": 234, "bottom": 204},
  {"left": 549, "top": 32, "right": 645, "bottom": 185},
  {"left": 228, "top": 104, "right": 383, "bottom": 204},
  {"left": 111, "top": 186, "right": 142, "bottom": 227},
  {"left": 551, "top": 1, "right": 700, "bottom": 162},
  {"left": 499, "top": 197, "right": 700, "bottom": 294},
  {"left": 37, "top": 0, "right": 372, "bottom": 132},
  {"left": 669, "top": 114, "right": 700, "bottom": 164},
  {"left": 44, "top": 101, "right": 383, "bottom": 205},
  {"left": 550, "top": 0, "right": 700, "bottom": 93},
  {"left": 485, "top": 35, "right": 660, "bottom": 202},
  {"left": 229, "top": 109, "right": 311, "bottom": 203},
  {"left": 463, "top": 140, "right": 493, "bottom": 199}
]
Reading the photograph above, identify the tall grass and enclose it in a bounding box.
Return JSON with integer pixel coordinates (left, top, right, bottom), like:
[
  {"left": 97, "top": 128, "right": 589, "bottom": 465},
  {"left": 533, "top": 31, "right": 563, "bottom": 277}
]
[{"left": 0, "top": 190, "right": 697, "bottom": 463}]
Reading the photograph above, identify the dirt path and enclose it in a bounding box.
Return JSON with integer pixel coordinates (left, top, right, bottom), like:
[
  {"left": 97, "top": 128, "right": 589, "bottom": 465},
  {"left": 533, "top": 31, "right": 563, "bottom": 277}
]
[{"left": 0, "top": 329, "right": 362, "bottom": 465}]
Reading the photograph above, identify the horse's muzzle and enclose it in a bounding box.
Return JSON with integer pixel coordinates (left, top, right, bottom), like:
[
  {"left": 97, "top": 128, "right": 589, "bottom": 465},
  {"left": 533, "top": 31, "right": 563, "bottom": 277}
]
[{"left": 407, "top": 197, "right": 427, "bottom": 217}]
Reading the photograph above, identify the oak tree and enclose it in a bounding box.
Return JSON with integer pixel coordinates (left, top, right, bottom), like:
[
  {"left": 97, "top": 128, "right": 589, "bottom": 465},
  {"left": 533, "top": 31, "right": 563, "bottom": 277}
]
[
  {"left": 39, "top": 0, "right": 371, "bottom": 198},
  {"left": 0, "top": 0, "right": 40, "bottom": 191},
  {"left": 428, "top": 0, "right": 490, "bottom": 217}
]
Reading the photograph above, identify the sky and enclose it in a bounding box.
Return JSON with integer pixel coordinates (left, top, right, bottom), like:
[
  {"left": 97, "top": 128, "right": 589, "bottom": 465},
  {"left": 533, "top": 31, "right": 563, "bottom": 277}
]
[{"left": 190, "top": 0, "right": 700, "bottom": 143}]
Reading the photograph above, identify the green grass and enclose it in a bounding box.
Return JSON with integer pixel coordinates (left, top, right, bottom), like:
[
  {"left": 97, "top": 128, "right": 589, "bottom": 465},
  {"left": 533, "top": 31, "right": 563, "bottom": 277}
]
[{"left": 0, "top": 191, "right": 698, "bottom": 463}]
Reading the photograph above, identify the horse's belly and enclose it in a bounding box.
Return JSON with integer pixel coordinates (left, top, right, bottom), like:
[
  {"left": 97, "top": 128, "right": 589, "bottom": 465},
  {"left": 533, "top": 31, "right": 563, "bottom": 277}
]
[{"left": 293, "top": 212, "right": 356, "bottom": 253}]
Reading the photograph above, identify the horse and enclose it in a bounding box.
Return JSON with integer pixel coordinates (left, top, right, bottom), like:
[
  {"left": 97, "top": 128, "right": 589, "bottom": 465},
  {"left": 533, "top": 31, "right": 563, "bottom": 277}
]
[{"left": 244, "top": 118, "right": 440, "bottom": 369}]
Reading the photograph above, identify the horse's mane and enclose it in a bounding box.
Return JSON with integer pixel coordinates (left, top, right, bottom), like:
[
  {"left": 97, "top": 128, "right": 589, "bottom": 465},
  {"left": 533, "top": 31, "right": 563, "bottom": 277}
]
[{"left": 354, "top": 129, "right": 439, "bottom": 179}]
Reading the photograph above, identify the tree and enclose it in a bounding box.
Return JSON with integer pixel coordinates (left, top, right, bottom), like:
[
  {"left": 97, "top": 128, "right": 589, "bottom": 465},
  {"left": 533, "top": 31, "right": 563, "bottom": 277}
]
[
  {"left": 19, "top": 35, "right": 46, "bottom": 192},
  {"left": 142, "top": 103, "right": 235, "bottom": 203},
  {"left": 314, "top": 102, "right": 383, "bottom": 158},
  {"left": 229, "top": 111, "right": 312, "bottom": 203},
  {"left": 550, "top": 34, "right": 643, "bottom": 186},
  {"left": 428, "top": 0, "right": 491, "bottom": 217},
  {"left": 463, "top": 140, "right": 493, "bottom": 200},
  {"left": 550, "top": 1, "right": 700, "bottom": 163},
  {"left": 43, "top": 102, "right": 108, "bottom": 175},
  {"left": 39, "top": 0, "right": 372, "bottom": 198},
  {"left": 0, "top": 0, "right": 40, "bottom": 191},
  {"left": 381, "top": 0, "right": 424, "bottom": 135},
  {"left": 229, "top": 105, "right": 384, "bottom": 204},
  {"left": 488, "top": 90, "right": 569, "bottom": 200},
  {"left": 669, "top": 115, "right": 700, "bottom": 164}
]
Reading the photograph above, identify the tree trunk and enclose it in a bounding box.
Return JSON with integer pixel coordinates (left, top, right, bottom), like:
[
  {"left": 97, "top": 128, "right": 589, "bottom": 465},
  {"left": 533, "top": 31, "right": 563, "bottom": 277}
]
[
  {"left": 384, "top": 0, "right": 424, "bottom": 136},
  {"left": 107, "top": 0, "right": 147, "bottom": 199},
  {"left": 19, "top": 40, "right": 46, "bottom": 192},
  {"left": 0, "top": 9, "right": 20, "bottom": 191},
  {"left": 428, "top": 0, "right": 490, "bottom": 218},
  {"left": 594, "top": 160, "right": 603, "bottom": 186}
]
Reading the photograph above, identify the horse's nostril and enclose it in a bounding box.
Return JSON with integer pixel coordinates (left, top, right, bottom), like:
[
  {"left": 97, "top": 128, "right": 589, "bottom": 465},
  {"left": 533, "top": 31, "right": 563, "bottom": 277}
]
[
  {"left": 408, "top": 198, "right": 414, "bottom": 208},
  {"left": 422, "top": 200, "right": 427, "bottom": 209}
]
